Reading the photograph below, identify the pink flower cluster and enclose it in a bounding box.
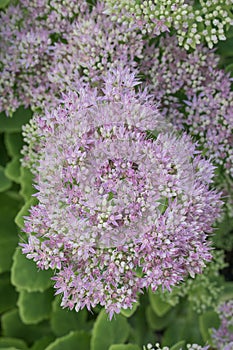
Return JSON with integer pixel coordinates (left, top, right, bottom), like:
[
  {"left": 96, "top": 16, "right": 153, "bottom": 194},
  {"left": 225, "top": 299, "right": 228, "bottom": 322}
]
[
  {"left": 143, "top": 35, "right": 233, "bottom": 178},
  {"left": 21, "top": 70, "right": 222, "bottom": 318},
  {"left": 211, "top": 300, "right": 233, "bottom": 350},
  {"left": 0, "top": 1, "right": 143, "bottom": 114}
]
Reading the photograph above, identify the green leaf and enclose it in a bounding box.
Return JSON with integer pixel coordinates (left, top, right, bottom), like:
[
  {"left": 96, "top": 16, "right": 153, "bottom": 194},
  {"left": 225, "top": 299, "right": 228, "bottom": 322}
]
[
  {"left": 0, "top": 0, "right": 10, "bottom": 8},
  {"left": 4, "top": 133, "right": 24, "bottom": 158},
  {"left": 11, "top": 249, "right": 53, "bottom": 292},
  {"left": 0, "top": 133, "right": 10, "bottom": 167},
  {"left": 170, "top": 341, "right": 185, "bottom": 350},
  {"left": 226, "top": 63, "right": 233, "bottom": 76},
  {"left": 162, "top": 310, "right": 202, "bottom": 346},
  {"left": 226, "top": 26, "right": 233, "bottom": 38},
  {"left": 17, "top": 289, "right": 54, "bottom": 324},
  {"left": 149, "top": 290, "right": 172, "bottom": 317},
  {"left": 45, "top": 331, "right": 91, "bottom": 350},
  {"left": 217, "top": 37, "right": 233, "bottom": 57},
  {"left": 19, "top": 167, "right": 35, "bottom": 201},
  {"left": 157, "top": 197, "right": 169, "bottom": 214},
  {"left": 127, "top": 295, "right": 154, "bottom": 346},
  {"left": 14, "top": 197, "right": 37, "bottom": 229},
  {"left": 91, "top": 310, "right": 130, "bottom": 350},
  {"left": 0, "top": 273, "right": 18, "bottom": 313},
  {"left": 199, "top": 310, "right": 220, "bottom": 343},
  {"left": 0, "top": 166, "right": 12, "bottom": 192},
  {"left": 146, "top": 306, "right": 176, "bottom": 331},
  {"left": 0, "top": 108, "right": 32, "bottom": 132},
  {"left": 120, "top": 302, "right": 139, "bottom": 318},
  {"left": 51, "top": 297, "right": 89, "bottom": 336},
  {"left": 221, "top": 282, "right": 233, "bottom": 302},
  {"left": 0, "top": 238, "right": 18, "bottom": 274},
  {"left": 109, "top": 345, "right": 140, "bottom": 350},
  {"left": 30, "top": 337, "right": 55, "bottom": 350},
  {"left": 1, "top": 309, "right": 53, "bottom": 343},
  {"left": 0, "top": 337, "right": 28, "bottom": 350},
  {"left": 5, "top": 158, "right": 21, "bottom": 183},
  {"left": 0, "top": 192, "right": 21, "bottom": 273}
]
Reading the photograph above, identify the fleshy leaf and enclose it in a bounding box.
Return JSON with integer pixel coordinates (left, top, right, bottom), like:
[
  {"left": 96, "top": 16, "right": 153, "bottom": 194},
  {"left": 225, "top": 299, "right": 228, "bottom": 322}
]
[
  {"left": 5, "top": 158, "right": 21, "bottom": 183},
  {"left": 0, "top": 273, "right": 18, "bottom": 313},
  {"left": 1, "top": 309, "right": 53, "bottom": 343},
  {"left": 120, "top": 302, "right": 139, "bottom": 318},
  {"left": 170, "top": 341, "right": 185, "bottom": 350},
  {"left": 0, "top": 166, "right": 12, "bottom": 192},
  {"left": 11, "top": 249, "right": 53, "bottom": 292},
  {"left": 0, "top": 193, "right": 21, "bottom": 273},
  {"left": 91, "top": 310, "right": 130, "bottom": 350},
  {"left": 220, "top": 282, "right": 233, "bottom": 301},
  {"left": 0, "top": 239, "right": 18, "bottom": 274},
  {"left": 226, "top": 63, "right": 233, "bottom": 76},
  {"left": 14, "top": 197, "right": 37, "bottom": 229},
  {"left": 0, "top": 337, "right": 28, "bottom": 350},
  {"left": 30, "top": 337, "right": 55, "bottom": 350},
  {"left": 0, "top": 108, "right": 32, "bottom": 132},
  {"left": 51, "top": 297, "right": 89, "bottom": 336},
  {"left": 0, "top": 134, "right": 10, "bottom": 167},
  {"left": 17, "top": 289, "right": 54, "bottom": 324},
  {"left": 109, "top": 345, "right": 140, "bottom": 350},
  {"left": 44, "top": 331, "right": 90, "bottom": 350},
  {"left": 149, "top": 290, "right": 172, "bottom": 317},
  {"left": 127, "top": 298, "right": 154, "bottom": 346},
  {"left": 162, "top": 309, "right": 202, "bottom": 346},
  {"left": 199, "top": 310, "right": 220, "bottom": 343},
  {"left": 4, "top": 133, "right": 24, "bottom": 158},
  {"left": 19, "top": 167, "right": 35, "bottom": 201},
  {"left": 0, "top": 0, "right": 10, "bottom": 8},
  {"left": 217, "top": 37, "right": 233, "bottom": 57},
  {"left": 146, "top": 306, "right": 176, "bottom": 331}
]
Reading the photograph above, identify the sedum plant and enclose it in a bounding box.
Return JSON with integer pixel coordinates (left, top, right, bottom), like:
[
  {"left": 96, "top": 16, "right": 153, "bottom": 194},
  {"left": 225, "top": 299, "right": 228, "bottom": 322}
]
[{"left": 0, "top": 0, "right": 232, "bottom": 349}]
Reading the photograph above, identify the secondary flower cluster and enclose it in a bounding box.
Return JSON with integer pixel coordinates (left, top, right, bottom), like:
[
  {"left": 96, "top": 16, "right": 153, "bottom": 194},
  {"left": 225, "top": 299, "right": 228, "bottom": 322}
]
[
  {"left": 211, "top": 300, "right": 233, "bottom": 349},
  {"left": 0, "top": 0, "right": 67, "bottom": 114},
  {"left": 0, "top": 1, "right": 143, "bottom": 114},
  {"left": 48, "top": 3, "right": 144, "bottom": 87},
  {"left": 104, "top": 0, "right": 233, "bottom": 49},
  {"left": 143, "top": 35, "right": 233, "bottom": 180},
  {"left": 21, "top": 70, "right": 222, "bottom": 318}
]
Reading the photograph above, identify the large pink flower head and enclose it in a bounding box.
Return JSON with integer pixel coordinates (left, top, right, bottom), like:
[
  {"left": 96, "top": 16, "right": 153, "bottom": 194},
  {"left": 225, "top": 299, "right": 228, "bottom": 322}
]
[{"left": 21, "top": 69, "right": 222, "bottom": 318}]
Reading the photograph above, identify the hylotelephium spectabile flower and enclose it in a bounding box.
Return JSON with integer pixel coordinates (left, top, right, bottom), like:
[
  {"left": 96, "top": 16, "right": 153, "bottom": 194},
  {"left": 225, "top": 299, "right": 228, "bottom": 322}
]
[
  {"left": 143, "top": 34, "right": 233, "bottom": 179},
  {"left": 142, "top": 34, "right": 233, "bottom": 221},
  {"left": 21, "top": 69, "right": 223, "bottom": 319},
  {"left": 211, "top": 300, "right": 233, "bottom": 349}
]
